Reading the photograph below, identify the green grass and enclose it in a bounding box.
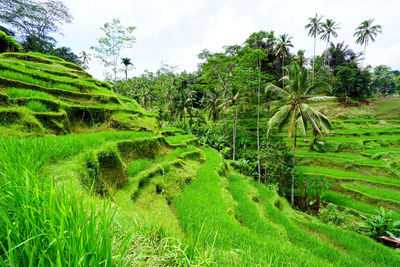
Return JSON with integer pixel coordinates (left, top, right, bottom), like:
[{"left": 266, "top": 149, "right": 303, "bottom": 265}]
[
  {"left": 7, "top": 88, "right": 56, "bottom": 100},
  {"left": 0, "top": 58, "right": 113, "bottom": 95},
  {"left": 26, "top": 100, "right": 49, "bottom": 112},
  {"left": 165, "top": 134, "right": 197, "bottom": 146},
  {"left": 297, "top": 166, "right": 400, "bottom": 186},
  {"left": 375, "top": 98, "right": 400, "bottom": 120},
  {"left": 342, "top": 183, "right": 400, "bottom": 204},
  {"left": 127, "top": 158, "right": 153, "bottom": 176},
  {"left": 363, "top": 147, "right": 400, "bottom": 156},
  {"left": 296, "top": 151, "right": 387, "bottom": 167},
  {"left": 325, "top": 191, "right": 377, "bottom": 215},
  {"left": 0, "top": 132, "right": 156, "bottom": 265}
]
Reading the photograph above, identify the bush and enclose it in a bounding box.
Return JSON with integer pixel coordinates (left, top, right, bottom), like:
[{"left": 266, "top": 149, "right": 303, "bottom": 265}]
[
  {"left": 319, "top": 203, "right": 352, "bottom": 227},
  {"left": 0, "top": 30, "right": 23, "bottom": 53},
  {"left": 357, "top": 207, "right": 400, "bottom": 240},
  {"left": 312, "top": 140, "right": 340, "bottom": 153}
]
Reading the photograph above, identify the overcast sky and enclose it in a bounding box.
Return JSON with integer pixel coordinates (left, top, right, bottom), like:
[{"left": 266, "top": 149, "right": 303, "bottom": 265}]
[{"left": 56, "top": 0, "right": 400, "bottom": 79}]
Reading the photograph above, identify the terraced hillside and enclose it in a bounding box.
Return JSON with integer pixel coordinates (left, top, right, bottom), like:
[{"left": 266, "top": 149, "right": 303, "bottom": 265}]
[
  {"left": 3, "top": 128, "right": 399, "bottom": 266},
  {"left": 0, "top": 52, "right": 158, "bottom": 135},
  {"left": 295, "top": 99, "right": 400, "bottom": 216},
  {"left": 1, "top": 53, "right": 399, "bottom": 265}
]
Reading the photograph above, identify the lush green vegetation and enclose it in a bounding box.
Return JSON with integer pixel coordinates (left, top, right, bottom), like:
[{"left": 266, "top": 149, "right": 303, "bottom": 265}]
[{"left": 1, "top": 1, "right": 400, "bottom": 265}]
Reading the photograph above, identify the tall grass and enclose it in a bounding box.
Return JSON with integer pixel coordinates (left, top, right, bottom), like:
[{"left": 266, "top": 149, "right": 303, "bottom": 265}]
[
  {"left": 26, "top": 100, "right": 49, "bottom": 112},
  {"left": 0, "top": 131, "right": 155, "bottom": 265},
  {"left": 325, "top": 191, "right": 377, "bottom": 215},
  {"left": 7, "top": 88, "right": 56, "bottom": 100}
]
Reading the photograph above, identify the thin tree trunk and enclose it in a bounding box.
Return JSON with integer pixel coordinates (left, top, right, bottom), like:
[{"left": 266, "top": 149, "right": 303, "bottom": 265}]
[
  {"left": 291, "top": 127, "right": 297, "bottom": 206},
  {"left": 312, "top": 36, "right": 316, "bottom": 85},
  {"left": 125, "top": 68, "right": 128, "bottom": 81},
  {"left": 323, "top": 40, "right": 329, "bottom": 66},
  {"left": 233, "top": 105, "right": 237, "bottom": 161},
  {"left": 362, "top": 42, "right": 367, "bottom": 68},
  {"left": 264, "top": 130, "right": 269, "bottom": 179},
  {"left": 282, "top": 55, "right": 285, "bottom": 87},
  {"left": 257, "top": 58, "right": 261, "bottom": 181}
]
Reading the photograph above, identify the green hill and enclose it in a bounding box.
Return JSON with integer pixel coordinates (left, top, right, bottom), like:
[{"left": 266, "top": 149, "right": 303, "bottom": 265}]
[
  {"left": 0, "top": 52, "right": 158, "bottom": 135},
  {"left": 0, "top": 53, "right": 399, "bottom": 265}
]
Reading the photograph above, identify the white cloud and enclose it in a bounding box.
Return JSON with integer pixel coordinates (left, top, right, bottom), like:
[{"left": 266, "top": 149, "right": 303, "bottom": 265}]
[{"left": 56, "top": 0, "right": 400, "bottom": 79}]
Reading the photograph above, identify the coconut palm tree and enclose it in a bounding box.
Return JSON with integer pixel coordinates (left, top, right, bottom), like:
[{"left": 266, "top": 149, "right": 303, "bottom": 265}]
[
  {"left": 320, "top": 19, "right": 340, "bottom": 66},
  {"left": 121, "top": 57, "right": 133, "bottom": 81},
  {"left": 293, "top": 50, "right": 307, "bottom": 68},
  {"left": 266, "top": 62, "right": 334, "bottom": 206},
  {"left": 219, "top": 86, "right": 241, "bottom": 161},
  {"left": 305, "top": 13, "right": 323, "bottom": 84},
  {"left": 275, "top": 34, "right": 294, "bottom": 86},
  {"left": 79, "top": 51, "right": 91, "bottom": 69},
  {"left": 173, "top": 88, "right": 196, "bottom": 126},
  {"left": 202, "top": 87, "right": 223, "bottom": 127},
  {"left": 354, "top": 19, "right": 382, "bottom": 68}
]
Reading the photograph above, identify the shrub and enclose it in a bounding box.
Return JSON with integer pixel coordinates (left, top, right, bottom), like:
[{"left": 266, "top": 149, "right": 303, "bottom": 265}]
[
  {"left": 319, "top": 203, "right": 352, "bottom": 227},
  {"left": 0, "top": 30, "right": 23, "bottom": 53},
  {"left": 311, "top": 140, "right": 340, "bottom": 153},
  {"left": 357, "top": 207, "right": 400, "bottom": 240},
  {"left": 26, "top": 100, "right": 49, "bottom": 112},
  {"left": 297, "top": 174, "right": 331, "bottom": 214}
]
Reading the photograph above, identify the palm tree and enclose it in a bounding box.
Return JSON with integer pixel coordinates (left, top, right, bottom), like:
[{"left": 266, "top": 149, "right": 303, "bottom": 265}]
[
  {"left": 293, "top": 50, "right": 307, "bottom": 68},
  {"left": 275, "top": 34, "right": 294, "bottom": 86},
  {"left": 121, "top": 57, "right": 133, "bottom": 81},
  {"left": 202, "top": 87, "right": 223, "bottom": 127},
  {"left": 219, "top": 86, "right": 240, "bottom": 161},
  {"left": 266, "top": 62, "right": 333, "bottom": 206},
  {"left": 354, "top": 19, "right": 382, "bottom": 68},
  {"left": 79, "top": 51, "right": 91, "bottom": 69},
  {"left": 174, "top": 88, "right": 196, "bottom": 126},
  {"left": 305, "top": 13, "right": 323, "bottom": 84},
  {"left": 320, "top": 19, "right": 340, "bottom": 66}
]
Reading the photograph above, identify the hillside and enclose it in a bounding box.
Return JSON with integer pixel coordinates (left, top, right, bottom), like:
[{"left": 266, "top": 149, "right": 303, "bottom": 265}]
[
  {"left": 0, "top": 53, "right": 399, "bottom": 265},
  {"left": 0, "top": 52, "right": 158, "bottom": 135},
  {"left": 294, "top": 99, "right": 400, "bottom": 216}
]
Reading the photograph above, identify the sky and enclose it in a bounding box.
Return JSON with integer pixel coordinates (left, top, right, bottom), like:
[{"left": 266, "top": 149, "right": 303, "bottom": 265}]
[{"left": 56, "top": 0, "right": 400, "bottom": 79}]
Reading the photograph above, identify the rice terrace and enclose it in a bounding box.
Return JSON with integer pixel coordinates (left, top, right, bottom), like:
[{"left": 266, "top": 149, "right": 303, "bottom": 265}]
[{"left": 0, "top": 0, "right": 400, "bottom": 266}]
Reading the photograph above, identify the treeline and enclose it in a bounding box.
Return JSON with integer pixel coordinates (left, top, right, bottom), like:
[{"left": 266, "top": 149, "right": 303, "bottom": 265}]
[{"left": 0, "top": 0, "right": 83, "bottom": 66}]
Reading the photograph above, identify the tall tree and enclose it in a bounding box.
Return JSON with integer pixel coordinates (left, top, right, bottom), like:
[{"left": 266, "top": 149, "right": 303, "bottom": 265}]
[
  {"left": 305, "top": 13, "right": 323, "bottom": 84},
  {"left": 0, "top": 0, "right": 72, "bottom": 52},
  {"left": 202, "top": 87, "right": 223, "bottom": 127},
  {"left": 266, "top": 62, "right": 333, "bottom": 206},
  {"left": 80, "top": 51, "right": 91, "bottom": 69},
  {"left": 121, "top": 57, "right": 133, "bottom": 81},
  {"left": 354, "top": 19, "right": 382, "bottom": 68},
  {"left": 320, "top": 19, "right": 340, "bottom": 66},
  {"left": 275, "top": 34, "right": 293, "bottom": 85},
  {"left": 91, "top": 18, "right": 136, "bottom": 87}
]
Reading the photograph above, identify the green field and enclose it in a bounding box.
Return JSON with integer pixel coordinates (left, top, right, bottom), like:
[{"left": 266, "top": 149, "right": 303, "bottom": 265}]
[{"left": 296, "top": 98, "right": 400, "bottom": 215}]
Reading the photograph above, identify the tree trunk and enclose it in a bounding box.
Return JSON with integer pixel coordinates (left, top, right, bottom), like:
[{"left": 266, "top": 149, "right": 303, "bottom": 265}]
[
  {"left": 233, "top": 105, "right": 237, "bottom": 161},
  {"left": 291, "top": 127, "right": 297, "bottom": 206},
  {"left": 282, "top": 55, "right": 285, "bottom": 87},
  {"left": 323, "top": 40, "right": 329, "bottom": 66},
  {"left": 264, "top": 130, "right": 269, "bottom": 179},
  {"left": 125, "top": 68, "right": 128, "bottom": 81},
  {"left": 257, "top": 58, "right": 261, "bottom": 181},
  {"left": 362, "top": 42, "right": 367, "bottom": 68},
  {"left": 312, "top": 36, "right": 316, "bottom": 85}
]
